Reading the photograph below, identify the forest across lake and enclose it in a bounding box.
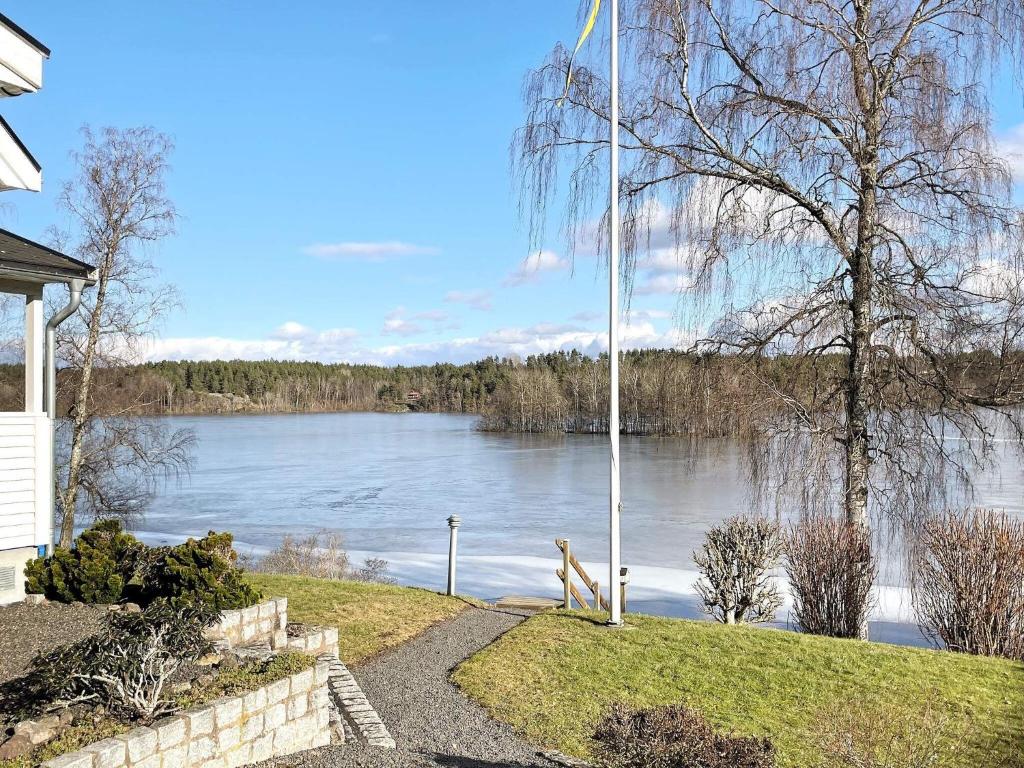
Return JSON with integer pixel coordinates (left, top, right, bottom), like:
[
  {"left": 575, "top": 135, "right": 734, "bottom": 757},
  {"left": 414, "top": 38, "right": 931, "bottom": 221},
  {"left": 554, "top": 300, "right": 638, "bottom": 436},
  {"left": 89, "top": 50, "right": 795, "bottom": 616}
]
[{"left": 0, "top": 347, "right": 1015, "bottom": 437}]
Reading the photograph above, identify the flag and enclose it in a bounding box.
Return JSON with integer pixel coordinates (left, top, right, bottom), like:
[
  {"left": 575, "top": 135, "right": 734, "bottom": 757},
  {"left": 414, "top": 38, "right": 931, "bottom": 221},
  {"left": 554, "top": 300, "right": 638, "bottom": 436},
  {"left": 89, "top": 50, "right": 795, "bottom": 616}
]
[{"left": 558, "top": 0, "right": 601, "bottom": 107}]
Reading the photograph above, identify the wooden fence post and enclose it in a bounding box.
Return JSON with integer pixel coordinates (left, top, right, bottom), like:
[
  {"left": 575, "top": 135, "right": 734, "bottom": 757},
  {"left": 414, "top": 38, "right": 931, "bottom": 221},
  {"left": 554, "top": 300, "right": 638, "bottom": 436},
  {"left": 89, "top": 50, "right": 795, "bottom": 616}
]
[
  {"left": 593, "top": 580, "right": 600, "bottom": 611},
  {"left": 563, "top": 539, "right": 571, "bottom": 608}
]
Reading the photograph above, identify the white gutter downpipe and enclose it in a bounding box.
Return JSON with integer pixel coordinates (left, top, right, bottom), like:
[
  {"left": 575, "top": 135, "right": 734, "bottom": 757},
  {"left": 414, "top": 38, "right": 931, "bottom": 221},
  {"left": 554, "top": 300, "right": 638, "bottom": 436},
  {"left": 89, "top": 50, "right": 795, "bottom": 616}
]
[{"left": 44, "top": 278, "right": 84, "bottom": 554}]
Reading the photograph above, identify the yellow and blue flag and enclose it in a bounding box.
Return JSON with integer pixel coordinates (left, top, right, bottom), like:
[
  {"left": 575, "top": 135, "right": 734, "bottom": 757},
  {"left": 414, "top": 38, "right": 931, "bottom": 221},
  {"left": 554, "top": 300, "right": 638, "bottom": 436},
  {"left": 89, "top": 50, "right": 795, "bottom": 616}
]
[{"left": 559, "top": 0, "right": 601, "bottom": 106}]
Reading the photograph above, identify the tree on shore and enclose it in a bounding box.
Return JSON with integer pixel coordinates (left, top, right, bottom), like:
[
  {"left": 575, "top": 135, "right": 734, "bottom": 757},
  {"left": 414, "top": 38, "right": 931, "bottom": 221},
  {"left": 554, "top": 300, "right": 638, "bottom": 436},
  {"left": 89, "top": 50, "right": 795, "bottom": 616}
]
[
  {"left": 52, "top": 127, "right": 193, "bottom": 546},
  {"left": 518, "top": 0, "right": 1024, "bottom": 526}
]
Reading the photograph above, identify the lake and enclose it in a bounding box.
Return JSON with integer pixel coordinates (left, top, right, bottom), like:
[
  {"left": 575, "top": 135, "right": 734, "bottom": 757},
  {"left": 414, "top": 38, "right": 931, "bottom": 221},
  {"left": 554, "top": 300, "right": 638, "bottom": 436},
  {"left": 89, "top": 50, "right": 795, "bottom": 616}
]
[{"left": 139, "top": 412, "right": 1024, "bottom": 643}]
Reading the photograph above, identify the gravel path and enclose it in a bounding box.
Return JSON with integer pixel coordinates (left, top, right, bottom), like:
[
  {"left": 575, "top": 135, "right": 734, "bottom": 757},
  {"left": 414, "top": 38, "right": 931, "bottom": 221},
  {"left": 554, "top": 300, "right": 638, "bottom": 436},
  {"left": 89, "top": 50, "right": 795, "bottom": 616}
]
[
  {"left": 257, "top": 606, "right": 563, "bottom": 768},
  {"left": 0, "top": 601, "right": 106, "bottom": 683}
]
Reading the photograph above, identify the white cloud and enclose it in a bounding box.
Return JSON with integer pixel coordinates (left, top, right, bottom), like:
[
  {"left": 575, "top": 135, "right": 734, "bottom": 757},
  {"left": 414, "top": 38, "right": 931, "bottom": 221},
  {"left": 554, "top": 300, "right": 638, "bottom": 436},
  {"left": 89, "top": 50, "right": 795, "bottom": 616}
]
[
  {"left": 444, "top": 290, "right": 493, "bottom": 311},
  {"left": 381, "top": 307, "right": 456, "bottom": 337},
  {"left": 141, "top": 327, "right": 360, "bottom": 363},
  {"left": 137, "top": 317, "right": 693, "bottom": 367},
  {"left": 302, "top": 241, "right": 441, "bottom": 261},
  {"left": 997, "top": 123, "right": 1024, "bottom": 181},
  {"left": 626, "top": 308, "right": 671, "bottom": 322},
  {"left": 271, "top": 321, "right": 313, "bottom": 340},
  {"left": 634, "top": 274, "right": 694, "bottom": 296},
  {"left": 504, "top": 250, "right": 570, "bottom": 286}
]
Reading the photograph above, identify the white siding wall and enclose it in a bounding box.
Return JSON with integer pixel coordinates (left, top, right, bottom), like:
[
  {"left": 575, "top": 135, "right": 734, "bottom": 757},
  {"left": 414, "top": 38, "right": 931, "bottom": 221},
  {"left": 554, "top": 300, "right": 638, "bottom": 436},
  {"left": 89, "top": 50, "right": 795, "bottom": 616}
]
[{"left": 0, "top": 412, "right": 49, "bottom": 551}]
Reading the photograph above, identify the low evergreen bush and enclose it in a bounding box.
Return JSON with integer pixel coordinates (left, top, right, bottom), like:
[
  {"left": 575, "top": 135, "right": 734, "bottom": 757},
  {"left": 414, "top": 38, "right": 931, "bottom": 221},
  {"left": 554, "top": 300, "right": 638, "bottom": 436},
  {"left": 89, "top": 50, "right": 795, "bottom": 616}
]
[
  {"left": 593, "top": 703, "right": 776, "bottom": 768},
  {"left": 24, "top": 520, "right": 144, "bottom": 604},
  {"left": 25, "top": 523, "right": 261, "bottom": 610},
  {"left": 137, "top": 531, "right": 262, "bottom": 610}
]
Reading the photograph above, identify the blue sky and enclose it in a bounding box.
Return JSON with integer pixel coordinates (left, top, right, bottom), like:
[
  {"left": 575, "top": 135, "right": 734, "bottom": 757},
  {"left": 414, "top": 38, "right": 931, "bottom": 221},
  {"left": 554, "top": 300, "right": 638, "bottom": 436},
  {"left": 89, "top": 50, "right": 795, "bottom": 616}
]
[{"left": 2, "top": 3, "right": 1023, "bottom": 366}]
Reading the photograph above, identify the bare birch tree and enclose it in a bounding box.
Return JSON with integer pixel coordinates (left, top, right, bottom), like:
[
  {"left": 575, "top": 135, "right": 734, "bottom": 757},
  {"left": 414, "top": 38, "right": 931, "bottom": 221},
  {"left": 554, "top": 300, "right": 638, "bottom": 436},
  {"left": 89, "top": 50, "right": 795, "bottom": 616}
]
[
  {"left": 52, "top": 127, "right": 192, "bottom": 546},
  {"left": 517, "top": 0, "right": 1024, "bottom": 536}
]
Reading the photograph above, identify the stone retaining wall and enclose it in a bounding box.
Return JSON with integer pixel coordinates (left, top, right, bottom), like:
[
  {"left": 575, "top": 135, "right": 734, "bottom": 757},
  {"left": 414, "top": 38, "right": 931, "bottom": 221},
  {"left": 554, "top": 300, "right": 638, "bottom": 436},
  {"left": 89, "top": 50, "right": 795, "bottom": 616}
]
[
  {"left": 42, "top": 659, "right": 332, "bottom": 768},
  {"left": 287, "top": 625, "right": 339, "bottom": 657},
  {"left": 205, "top": 598, "right": 288, "bottom": 649}
]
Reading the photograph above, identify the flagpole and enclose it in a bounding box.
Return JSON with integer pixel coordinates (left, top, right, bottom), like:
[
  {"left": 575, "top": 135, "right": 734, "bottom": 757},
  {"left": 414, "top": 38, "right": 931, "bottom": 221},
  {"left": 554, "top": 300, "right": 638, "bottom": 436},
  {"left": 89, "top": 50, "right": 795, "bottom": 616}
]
[{"left": 607, "top": 0, "right": 623, "bottom": 627}]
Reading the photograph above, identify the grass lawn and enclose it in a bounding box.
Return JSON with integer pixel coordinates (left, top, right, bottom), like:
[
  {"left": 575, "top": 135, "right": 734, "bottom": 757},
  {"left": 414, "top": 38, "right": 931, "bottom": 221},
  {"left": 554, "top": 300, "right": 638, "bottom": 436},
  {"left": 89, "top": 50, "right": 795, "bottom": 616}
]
[
  {"left": 247, "top": 574, "right": 471, "bottom": 665},
  {"left": 453, "top": 611, "right": 1024, "bottom": 767}
]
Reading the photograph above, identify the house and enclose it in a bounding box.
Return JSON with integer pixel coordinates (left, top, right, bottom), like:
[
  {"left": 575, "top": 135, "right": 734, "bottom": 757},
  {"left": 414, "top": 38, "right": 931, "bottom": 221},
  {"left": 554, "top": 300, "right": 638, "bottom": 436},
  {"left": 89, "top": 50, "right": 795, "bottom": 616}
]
[{"left": 0, "top": 13, "right": 95, "bottom": 605}]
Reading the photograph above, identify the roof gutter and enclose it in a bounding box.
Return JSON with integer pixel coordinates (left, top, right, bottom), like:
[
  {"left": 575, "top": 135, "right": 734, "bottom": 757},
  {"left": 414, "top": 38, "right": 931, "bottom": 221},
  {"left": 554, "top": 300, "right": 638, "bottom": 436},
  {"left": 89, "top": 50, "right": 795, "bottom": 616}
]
[{"left": 44, "top": 278, "right": 84, "bottom": 554}]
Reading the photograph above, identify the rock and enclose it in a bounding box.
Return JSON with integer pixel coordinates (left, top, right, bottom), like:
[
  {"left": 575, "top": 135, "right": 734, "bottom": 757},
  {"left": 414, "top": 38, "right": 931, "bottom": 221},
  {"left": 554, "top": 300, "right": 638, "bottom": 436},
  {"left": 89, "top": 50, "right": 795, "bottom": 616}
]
[
  {"left": 0, "top": 734, "right": 33, "bottom": 759},
  {"left": 170, "top": 681, "right": 193, "bottom": 695},
  {"left": 23, "top": 593, "right": 46, "bottom": 606},
  {"left": 121, "top": 602, "right": 142, "bottom": 613},
  {"left": 14, "top": 714, "right": 60, "bottom": 745},
  {"left": 58, "top": 709, "right": 75, "bottom": 727},
  {"left": 217, "top": 653, "right": 240, "bottom": 671}
]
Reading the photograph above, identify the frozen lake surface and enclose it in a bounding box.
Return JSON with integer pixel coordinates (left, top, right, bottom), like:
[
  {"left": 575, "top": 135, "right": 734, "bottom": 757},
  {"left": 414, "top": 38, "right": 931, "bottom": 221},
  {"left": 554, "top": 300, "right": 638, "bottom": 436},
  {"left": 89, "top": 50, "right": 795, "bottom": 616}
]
[{"left": 138, "top": 412, "right": 1024, "bottom": 646}]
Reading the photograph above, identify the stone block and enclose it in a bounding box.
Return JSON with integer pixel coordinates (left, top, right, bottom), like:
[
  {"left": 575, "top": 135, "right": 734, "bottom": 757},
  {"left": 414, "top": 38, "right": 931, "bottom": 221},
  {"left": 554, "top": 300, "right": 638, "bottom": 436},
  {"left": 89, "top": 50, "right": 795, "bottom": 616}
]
[
  {"left": 242, "top": 687, "right": 267, "bottom": 714},
  {"left": 23, "top": 593, "right": 46, "bottom": 605},
  {"left": 219, "top": 610, "right": 241, "bottom": 629},
  {"left": 183, "top": 706, "right": 214, "bottom": 737},
  {"left": 223, "top": 742, "right": 251, "bottom": 768},
  {"left": 187, "top": 735, "right": 215, "bottom": 763},
  {"left": 158, "top": 743, "right": 186, "bottom": 767},
  {"left": 216, "top": 724, "right": 240, "bottom": 752},
  {"left": 277, "top": 613, "right": 287, "bottom": 630},
  {"left": 122, "top": 726, "right": 157, "bottom": 763},
  {"left": 266, "top": 678, "right": 290, "bottom": 704},
  {"left": 40, "top": 752, "right": 94, "bottom": 768},
  {"left": 264, "top": 703, "right": 286, "bottom": 730},
  {"left": 275, "top": 597, "right": 287, "bottom": 614},
  {"left": 241, "top": 605, "right": 259, "bottom": 624},
  {"left": 152, "top": 716, "right": 187, "bottom": 750},
  {"left": 249, "top": 733, "right": 273, "bottom": 763},
  {"left": 314, "top": 661, "right": 330, "bottom": 686},
  {"left": 82, "top": 738, "right": 126, "bottom": 768},
  {"left": 287, "top": 693, "right": 308, "bottom": 720},
  {"left": 240, "top": 712, "right": 264, "bottom": 742},
  {"left": 212, "top": 697, "right": 243, "bottom": 728},
  {"left": 240, "top": 623, "right": 256, "bottom": 642},
  {"left": 311, "top": 688, "right": 329, "bottom": 709},
  {"left": 305, "top": 631, "right": 323, "bottom": 651},
  {"left": 132, "top": 755, "right": 160, "bottom": 768},
  {"left": 290, "top": 668, "right": 315, "bottom": 694},
  {"left": 270, "top": 629, "right": 288, "bottom": 649}
]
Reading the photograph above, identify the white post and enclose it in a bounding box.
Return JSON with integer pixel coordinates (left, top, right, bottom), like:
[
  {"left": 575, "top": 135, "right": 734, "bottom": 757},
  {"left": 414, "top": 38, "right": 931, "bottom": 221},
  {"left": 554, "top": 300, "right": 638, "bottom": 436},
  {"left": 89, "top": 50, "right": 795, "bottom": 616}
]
[
  {"left": 447, "top": 515, "right": 461, "bottom": 596},
  {"left": 607, "top": 0, "right": 623, "bottom": 627},
  {"left": 24, "top": 289, "right": 43, "bottom": 413}
]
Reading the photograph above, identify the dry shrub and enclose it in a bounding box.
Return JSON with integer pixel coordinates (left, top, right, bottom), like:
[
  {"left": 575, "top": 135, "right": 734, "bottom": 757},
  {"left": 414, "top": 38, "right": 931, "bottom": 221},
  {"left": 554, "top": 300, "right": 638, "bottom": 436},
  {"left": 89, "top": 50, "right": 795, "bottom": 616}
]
[
  {"left": 693, "top": 515, "right": 783, "bottom": 624},
  {"left": 912, "top": 509, "right": 1024, "bottom": 659},
  {"left": 814, "top": 696, "right": 976, "bottom": 768},
  {"left": 253, "top": 530, "right": 392, "bottom": 583},
  {"left": 593, "top": 702, "right": 776, "bottom": 768},
  {"left": 784, "top": 514, "right": 875, "bottom": 638}
]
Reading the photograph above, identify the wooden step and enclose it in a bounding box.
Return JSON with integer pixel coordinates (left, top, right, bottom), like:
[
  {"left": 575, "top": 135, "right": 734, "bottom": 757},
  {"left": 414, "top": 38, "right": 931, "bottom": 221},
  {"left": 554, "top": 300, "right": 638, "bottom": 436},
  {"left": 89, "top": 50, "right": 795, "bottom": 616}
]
[{"left": 493, "top": 595, "right": 563, "bottom": 611}]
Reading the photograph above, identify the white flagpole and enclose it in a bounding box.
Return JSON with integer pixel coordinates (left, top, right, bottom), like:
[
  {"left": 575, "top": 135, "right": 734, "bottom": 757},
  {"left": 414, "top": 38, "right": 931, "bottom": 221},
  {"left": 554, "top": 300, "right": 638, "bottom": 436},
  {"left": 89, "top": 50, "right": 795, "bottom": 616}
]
[{"left": 607, "top": 0, "right": 623, "bottom": 627}]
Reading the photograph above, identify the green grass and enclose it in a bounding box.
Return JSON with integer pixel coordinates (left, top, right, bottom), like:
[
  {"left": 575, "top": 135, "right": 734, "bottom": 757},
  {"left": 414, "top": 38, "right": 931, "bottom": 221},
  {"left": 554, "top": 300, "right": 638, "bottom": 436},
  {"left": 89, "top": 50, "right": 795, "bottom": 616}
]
[
  {"left": 247, "top": 574, "right": 473, "bottom": 665},
  {"left": 453, "top": 611, "right": 1024, "bottom": 768}
]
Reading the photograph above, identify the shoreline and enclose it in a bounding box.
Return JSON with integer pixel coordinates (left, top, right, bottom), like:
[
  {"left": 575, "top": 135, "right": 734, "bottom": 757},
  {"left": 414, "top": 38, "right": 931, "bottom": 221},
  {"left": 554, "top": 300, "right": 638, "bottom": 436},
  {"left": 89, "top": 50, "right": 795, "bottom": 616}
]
[{"left": 135, "top": 530, "right": 929, "bottom": 649}]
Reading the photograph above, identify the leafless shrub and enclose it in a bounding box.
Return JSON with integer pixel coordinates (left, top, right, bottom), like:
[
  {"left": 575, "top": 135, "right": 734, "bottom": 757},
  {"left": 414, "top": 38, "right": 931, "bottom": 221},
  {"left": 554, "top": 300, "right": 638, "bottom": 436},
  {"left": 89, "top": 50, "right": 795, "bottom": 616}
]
[
  {"left": 252, "top": 530, "right": 393, "bottom": 584},
  {"left": 912, "top": 509, "right": 1024, "bottom": 659},
  {"left": 693, "top": 515, "right": 783, "bottom": 624},
  {"left": 593, "top": 702, "right": 776, "bottom": 768},
  {"left": 815, "top": 697, "right": 963, "bottom": 768},
  {"left": 784, "top": 515, "right": 875, "bottom": 638}
]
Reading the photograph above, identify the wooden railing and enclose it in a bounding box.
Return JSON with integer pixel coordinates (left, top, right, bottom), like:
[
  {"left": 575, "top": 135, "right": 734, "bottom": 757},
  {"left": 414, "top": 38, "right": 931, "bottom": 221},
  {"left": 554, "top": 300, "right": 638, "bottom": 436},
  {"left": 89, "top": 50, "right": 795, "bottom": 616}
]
[{"left": 556, "top": 538, "right": 629, "bottom": 612}]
